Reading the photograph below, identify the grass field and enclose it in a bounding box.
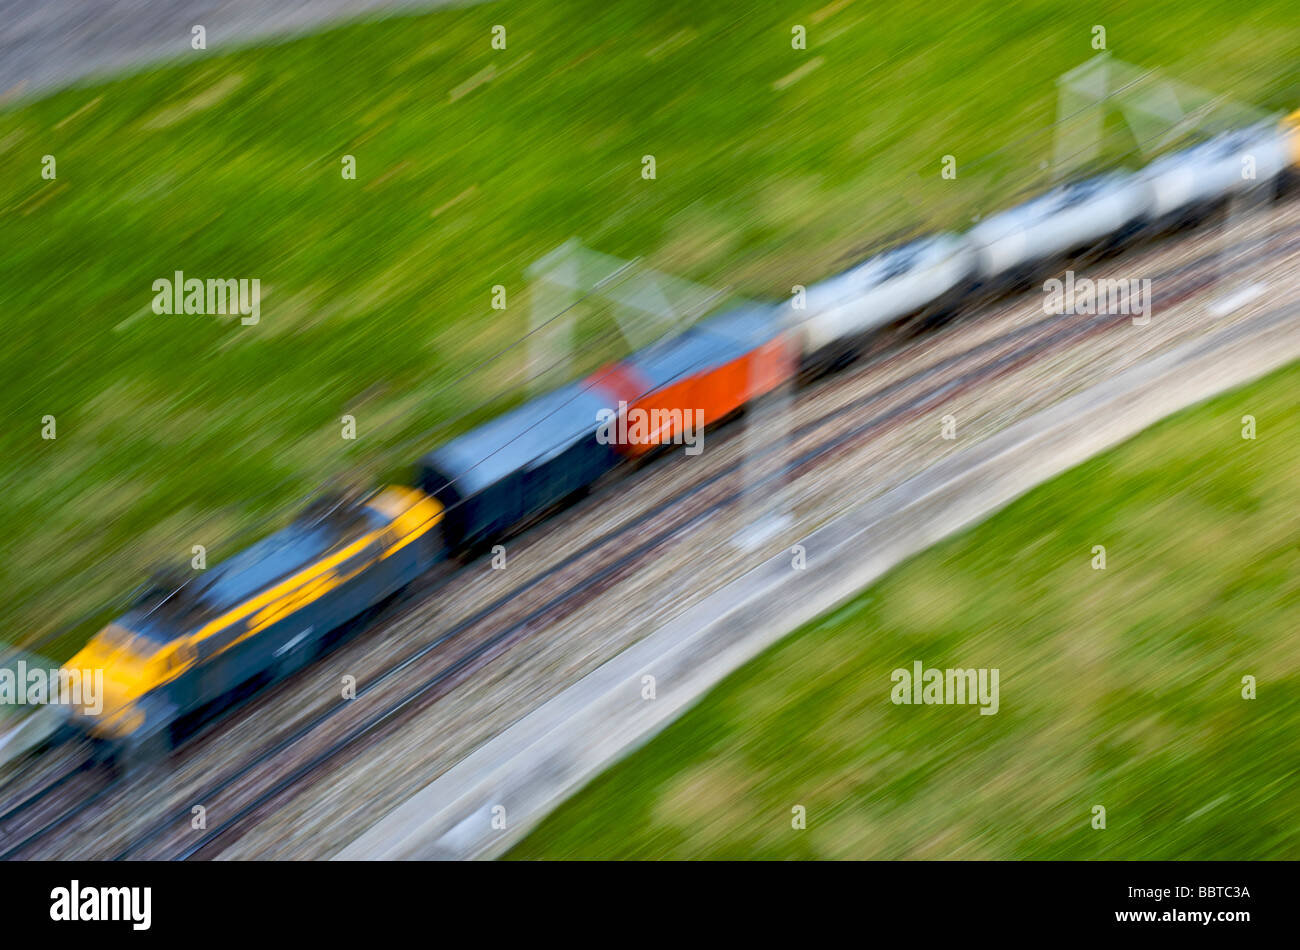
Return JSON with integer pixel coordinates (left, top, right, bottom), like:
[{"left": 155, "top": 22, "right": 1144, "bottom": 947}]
[
  {"left": 509, "top": 360, "right": 1300, "bottom": 859},
  {"left": 2, "top": 0, "right": 1299, "bottom": 657}
]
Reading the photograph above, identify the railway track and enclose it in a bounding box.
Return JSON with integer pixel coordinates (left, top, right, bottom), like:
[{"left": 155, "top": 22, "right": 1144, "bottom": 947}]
[{"left": 8, "top": 197, "right": 1300, "bottom": 860}]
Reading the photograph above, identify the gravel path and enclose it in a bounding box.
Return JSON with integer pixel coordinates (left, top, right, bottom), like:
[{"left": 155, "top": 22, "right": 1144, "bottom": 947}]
[{"left": 0, "top": 0, "right": 485, "bottom": 100}]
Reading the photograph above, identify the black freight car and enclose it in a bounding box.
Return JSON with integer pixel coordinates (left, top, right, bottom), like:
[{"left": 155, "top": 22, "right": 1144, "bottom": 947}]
[{"left": 415, "top": 380, "right": 622, "bottom": 552}]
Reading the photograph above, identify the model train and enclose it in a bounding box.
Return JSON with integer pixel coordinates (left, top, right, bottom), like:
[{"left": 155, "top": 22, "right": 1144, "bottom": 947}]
[
  {"left": 65, "top": 487, "right": 443, "bottom": 756},
  {"left": 63, "top": 111, "right": 1300, "bottom": 761}
]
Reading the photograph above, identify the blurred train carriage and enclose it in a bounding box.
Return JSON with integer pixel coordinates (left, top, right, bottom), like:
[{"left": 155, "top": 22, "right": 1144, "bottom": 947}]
[
  {"left": 967, "top": 173, "right": 1150, "bottom": 287},
  {"left": 1140, "top": 122, "right": 1294, "bottom": 228},
  {"left": 595, "top": 305, "right": 798, "bottom": 456},
  {"left": 65, "top": 487, "right": 443, "bottom": 759},
  {"left": 416, "top": 381, "right": 623, "bottom": 551},
  {"left": 792, "top": 233, "right": 977, "bottom": 372}
]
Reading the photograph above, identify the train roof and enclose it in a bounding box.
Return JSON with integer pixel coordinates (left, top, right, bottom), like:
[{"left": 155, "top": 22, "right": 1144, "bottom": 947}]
[
  {"left": 1144, "top": 122, "right": 1286, "bottom": 173},
  {"left": 808, "top": 233, "right": 967, "bottom": 302},
  {"left": 693, "top": 304, "right": 784, "bottom": 346},
  {"left": 419, "top": 381, "right": 615, "bottom": 495},
  {"left": 120, "top": 500, "right": 385, "bottom": 644},
  {"left": 615, "top": 304, "right": 781, "bottom": 390},
  {"left": 969, "top": 172, "right": 1140, "bottom": 242}
]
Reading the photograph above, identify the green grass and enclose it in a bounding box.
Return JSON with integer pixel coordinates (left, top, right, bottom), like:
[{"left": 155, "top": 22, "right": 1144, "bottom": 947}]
[
  {"left": 1, "top": 0, "right": 1298, "bottom": 658},
  {"left": 509, "top": 360, "right": 1300, "bottom": 859}
]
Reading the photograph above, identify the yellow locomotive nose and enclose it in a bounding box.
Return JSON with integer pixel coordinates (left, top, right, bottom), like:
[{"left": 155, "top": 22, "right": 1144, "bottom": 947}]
[{"left": 64, "top": 631, "right": 152, "bottom": 738}]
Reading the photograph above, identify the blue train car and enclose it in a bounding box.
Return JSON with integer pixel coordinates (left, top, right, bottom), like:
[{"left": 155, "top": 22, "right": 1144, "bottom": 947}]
[{"left": 414, "top": 381, "right": 622, "bottom": 551}]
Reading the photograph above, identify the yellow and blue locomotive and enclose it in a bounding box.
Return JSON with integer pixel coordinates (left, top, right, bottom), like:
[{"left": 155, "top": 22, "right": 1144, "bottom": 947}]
[{"left": 64, "top": 486, "right": 443, "bottom": 759}]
